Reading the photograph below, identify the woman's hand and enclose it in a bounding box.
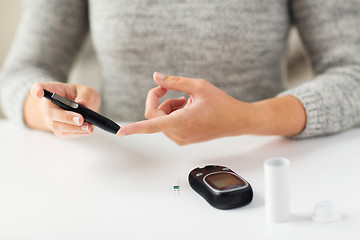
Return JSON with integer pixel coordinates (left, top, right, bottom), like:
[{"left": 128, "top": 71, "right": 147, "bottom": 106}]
[
  {"left": 117, "top": 72, "right": 306, "bottom": 145},
  {"left": 116, "top": 73, "right": 255, "bottom": 145},
  {"left": 24, "top": 82, "right": 101, "bottom": 138}
]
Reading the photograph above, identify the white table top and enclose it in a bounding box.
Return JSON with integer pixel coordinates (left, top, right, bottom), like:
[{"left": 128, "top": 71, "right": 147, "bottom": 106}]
[{"left": 0, "top": 120, "right": 359, "bottom": 240}]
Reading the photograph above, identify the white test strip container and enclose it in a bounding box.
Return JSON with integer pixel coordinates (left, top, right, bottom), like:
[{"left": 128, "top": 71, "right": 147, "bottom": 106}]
[{"left": 264, "top": 157, "right": 291, "bottom": 222}]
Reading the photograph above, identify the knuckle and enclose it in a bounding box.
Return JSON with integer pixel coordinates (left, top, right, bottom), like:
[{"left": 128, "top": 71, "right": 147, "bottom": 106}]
[
  {"left": 84, "top": 87, "right": 95, "bottom": 96},
  {"left": 194, "top": 79, "right": 207, "bottom": 90},
  {"left": 78, "top": 87, "right": 96, "bottom": 98},
  {"left": 87, "top": 87, "right": 99, "bottom": 98},
  {"left": 48, "top": 120, "right": 57, "bottom": 130},
  {"left": 148, "top": 87, "right": 157, "bottom": 95},
  {"left": 171, "top": 136, "right": 188, "bottom": 146},
  {"left": 144, "top": 121, "right": 159, "bottom": 134},
  {"left": 177, "top": 134, "right": 188, "bottom": 142},
  {"left": 147, "top": 88, "right": 157, "bottom": 99},
  {"left": 169, "top": 76, "right": 181, "bottom": 88},
  {"left": 80, "top": 92, "right": 91, "bottom": 101},
  {"left": 146, "top": 126, "right": 157, "bottom": 134},
  {"left": 144, "top": 110, "right": 152, "bottom": 119},
  {"left": 82, "top": 86, "right": 91, "bottom": 92},
  {"left": 176, "top": 141, "right": 186, "bottom": 146}
]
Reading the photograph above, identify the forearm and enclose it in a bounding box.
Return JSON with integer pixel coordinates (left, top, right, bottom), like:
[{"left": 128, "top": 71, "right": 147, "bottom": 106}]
[
  {"left": 286, "top": 0, "right": 360, "bottom": 138},
  {"left": 243, "top": 95, "right": 306, "bottom": 137}
]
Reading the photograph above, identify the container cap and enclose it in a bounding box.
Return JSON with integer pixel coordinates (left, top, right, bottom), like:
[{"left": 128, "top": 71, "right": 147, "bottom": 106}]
[{"left": 312, "top": 201, "right": 341, "bottom": 223}]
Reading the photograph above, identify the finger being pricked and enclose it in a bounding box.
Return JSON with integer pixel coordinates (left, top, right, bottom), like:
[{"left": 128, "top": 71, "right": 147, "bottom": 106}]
[{"left": 116, "top": 116, "right": 175, "bottom": 137}]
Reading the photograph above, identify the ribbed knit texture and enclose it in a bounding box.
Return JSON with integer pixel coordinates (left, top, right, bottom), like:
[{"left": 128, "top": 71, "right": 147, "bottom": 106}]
[{"left": 1, "top": 0, "right": 360, "bottom": 138}]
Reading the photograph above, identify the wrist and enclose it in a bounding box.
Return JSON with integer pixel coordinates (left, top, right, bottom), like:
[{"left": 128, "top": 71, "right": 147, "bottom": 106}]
[
  {"left": 24, "top": 93, "right": 49, "bottom": 131},
  {"left": 245, "top": 95, "right": 306, "bottom": 136}
]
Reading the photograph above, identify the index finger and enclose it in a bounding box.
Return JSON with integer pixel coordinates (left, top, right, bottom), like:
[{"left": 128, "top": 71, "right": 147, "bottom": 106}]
[
  {"left": 153, "top": 72, "right": 200, "bottom": 95},
  {"left": 116, "top": 116, "right": 175, "bottom": 137},
  {"left": 31, "top": 82, "right": 72, "bottom": 99},
  {"left": 31, "top": 83, "right": 49, "bottom": 99},
  {"left": 74, "top": 86, "right": 101, "bottom": 111}
]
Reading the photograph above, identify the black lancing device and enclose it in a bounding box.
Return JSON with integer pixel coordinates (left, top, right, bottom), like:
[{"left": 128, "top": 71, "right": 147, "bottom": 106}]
[{"left": 43, "top": 89, "right": 120, "bottom": 134}]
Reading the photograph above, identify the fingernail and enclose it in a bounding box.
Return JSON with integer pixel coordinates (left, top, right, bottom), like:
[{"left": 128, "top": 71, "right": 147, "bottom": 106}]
[
  {"left": 73, "top": 116, "right": 81, "bottom": 125},
  {"left": 81, "top": 124, "right": 89, "bottom": 131},
  {"left": 154, "top": 72, "right": 165, "bottom": 80}
]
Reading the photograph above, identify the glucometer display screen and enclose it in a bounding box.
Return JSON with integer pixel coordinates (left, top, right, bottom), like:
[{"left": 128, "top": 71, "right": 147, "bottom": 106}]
[{"left": 206, "top": 173, "right": 247, "bottom": 191}]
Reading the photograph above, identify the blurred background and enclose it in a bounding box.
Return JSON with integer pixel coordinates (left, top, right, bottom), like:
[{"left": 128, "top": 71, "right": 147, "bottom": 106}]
[
  {"left": 0, "top": 0, "right": 21, "bottom": 118},
  {"left": 0, "top": 0, "right": 313, "bottom": 120}
]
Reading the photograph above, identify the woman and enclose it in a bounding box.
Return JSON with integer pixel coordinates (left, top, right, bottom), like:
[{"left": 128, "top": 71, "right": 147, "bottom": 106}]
[{"left": 1, "top": 0, "right": 360, "bottom": 144}]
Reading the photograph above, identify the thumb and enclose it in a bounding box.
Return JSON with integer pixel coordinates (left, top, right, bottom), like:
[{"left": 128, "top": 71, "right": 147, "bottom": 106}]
[{"left": 153, "top": 72, "right": 205, "bottom": 95}]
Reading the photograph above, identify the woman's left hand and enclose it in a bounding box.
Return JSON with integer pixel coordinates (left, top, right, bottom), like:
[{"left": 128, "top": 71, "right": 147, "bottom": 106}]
[{"left": 116, "top": 72, "right": 254, "bottom": 145}]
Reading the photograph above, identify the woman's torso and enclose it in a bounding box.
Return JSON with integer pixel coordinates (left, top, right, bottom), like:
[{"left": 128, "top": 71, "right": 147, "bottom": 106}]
[{"left": 88, "top": 0, "right": 291, "bottom": 121}]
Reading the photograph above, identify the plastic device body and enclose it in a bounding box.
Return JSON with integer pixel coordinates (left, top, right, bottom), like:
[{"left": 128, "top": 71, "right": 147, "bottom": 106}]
[
  {"left": 43, "top": 89, "right": 120, "bottom": 134},
  {"left": 189, "top": 165, "right": 253, "bottom": 210}
]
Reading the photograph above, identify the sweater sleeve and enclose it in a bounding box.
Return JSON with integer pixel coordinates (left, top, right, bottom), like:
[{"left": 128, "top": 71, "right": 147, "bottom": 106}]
[
  {"left": 0, "top": 0, "right": 88, "bottom": 126},
  {"left": 279, "top": 0, "right": 360, "bottom": 139}
]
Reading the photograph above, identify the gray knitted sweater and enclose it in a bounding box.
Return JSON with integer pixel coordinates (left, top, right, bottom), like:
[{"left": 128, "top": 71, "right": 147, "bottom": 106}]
[{"left": 1, "top": 0, "right": 360, "bottom": 138}]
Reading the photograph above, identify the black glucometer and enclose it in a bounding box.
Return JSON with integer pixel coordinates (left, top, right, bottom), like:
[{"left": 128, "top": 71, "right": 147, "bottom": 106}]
[
  {"left": 189, "top": 165, "right": 253, "bottom": 210},
  {"left": 43, "top": 89, "right": 120, "bottom": 134}
]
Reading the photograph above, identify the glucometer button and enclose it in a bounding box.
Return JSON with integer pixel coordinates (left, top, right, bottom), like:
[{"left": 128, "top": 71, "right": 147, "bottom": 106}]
[{"left": 196, "top": 173, "right": 203, "bottom": 177}]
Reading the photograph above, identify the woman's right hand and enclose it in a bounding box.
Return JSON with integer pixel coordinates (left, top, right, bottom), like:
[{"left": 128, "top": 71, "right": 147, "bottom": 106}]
[{"left": 24, "top": 82, "right": 101, "bottom": 138}]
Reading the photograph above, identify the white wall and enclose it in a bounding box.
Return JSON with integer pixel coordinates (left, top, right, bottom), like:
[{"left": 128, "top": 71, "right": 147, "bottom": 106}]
[
  {"left": 0, "top": 0, "right": 21, "bottom": 67},
  {"left": 0, "top": 0, "right": 22, "bottom": 118}
]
